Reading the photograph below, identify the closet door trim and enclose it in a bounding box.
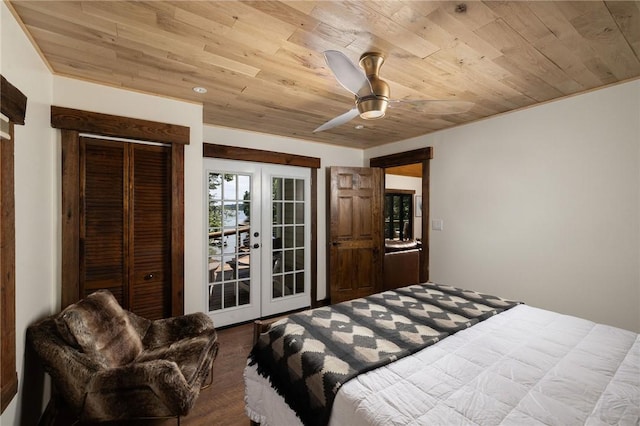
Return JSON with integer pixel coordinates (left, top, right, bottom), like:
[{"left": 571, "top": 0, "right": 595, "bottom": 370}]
[
  {"left": 54, "top": 107, "right": 188, "bottom": 315},
  {"left": 52, "top": 106, "right": 189, "bottom": 145}
]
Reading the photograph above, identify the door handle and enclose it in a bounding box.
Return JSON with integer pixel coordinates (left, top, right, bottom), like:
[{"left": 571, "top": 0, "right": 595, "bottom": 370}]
[
  {"left": 332, "top": 241, "right": 341, "bottom": 246},
  {"left": 253, "top": 243, "right": 260, "bottom": 249},
  {"left": 144, "top": 273, "right": 154, "bottom": 280}
]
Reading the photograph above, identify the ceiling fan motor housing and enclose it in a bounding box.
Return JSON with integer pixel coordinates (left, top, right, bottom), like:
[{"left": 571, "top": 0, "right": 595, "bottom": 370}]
[{"left": 357, "top": 52, "right": 390, "bottom": 119}]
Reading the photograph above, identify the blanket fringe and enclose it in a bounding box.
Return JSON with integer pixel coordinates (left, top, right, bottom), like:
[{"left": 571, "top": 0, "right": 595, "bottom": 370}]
[{"left": 244, "top": 404, "right": 266, "bottom": 425}]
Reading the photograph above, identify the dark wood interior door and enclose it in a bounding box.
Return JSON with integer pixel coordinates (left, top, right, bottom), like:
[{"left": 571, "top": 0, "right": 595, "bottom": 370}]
[
  {"left": 329, "top": 166, "right": 383, "bottom": 303},
  {"left": 80, "top": 137, "right": 171, "bottom": 319}
]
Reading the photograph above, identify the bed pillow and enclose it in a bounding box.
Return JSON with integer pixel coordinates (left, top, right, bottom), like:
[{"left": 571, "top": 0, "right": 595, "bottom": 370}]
[{"left": 54, "top": 290, "right": 143, "bottom": 367}]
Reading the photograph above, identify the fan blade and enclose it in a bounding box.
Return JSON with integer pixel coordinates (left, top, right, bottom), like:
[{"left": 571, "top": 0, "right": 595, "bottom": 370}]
[
  {"left": 313, "top": 108, "right": 360, "bottom": 133},
  {"left": 324, "top": 50, "right": 372, "bottom": 97},
  {"left": 390, "top": 99, "right": 474, "bottom": 114}
]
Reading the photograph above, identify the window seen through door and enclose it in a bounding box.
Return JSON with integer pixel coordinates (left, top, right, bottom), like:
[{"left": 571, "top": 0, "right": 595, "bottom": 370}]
[{"left": 384, "top": 192, "right": 413, "bottom": 240}]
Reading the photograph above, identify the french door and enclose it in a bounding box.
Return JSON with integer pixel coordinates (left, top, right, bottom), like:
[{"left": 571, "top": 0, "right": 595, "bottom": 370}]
[{"left": 204, "top": 158, "right": 311, "bottom": 327}]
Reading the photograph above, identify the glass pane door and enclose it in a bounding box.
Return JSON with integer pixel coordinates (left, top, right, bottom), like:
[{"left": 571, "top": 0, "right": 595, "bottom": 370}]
[
  {"left": 261, "top": 166, "right": 310, "bottom": 317},
  {"left": 205, "top": 160, "right": 260, "bottom": 327},
  {"left": 207, "top": 172, "right": 252, "bottom": 310},
  {"left": 271, "top": 177, "right": 305, "bottom": 298},
  {"left": 204, "top": 159, "right": 310, "bottom": 325}
]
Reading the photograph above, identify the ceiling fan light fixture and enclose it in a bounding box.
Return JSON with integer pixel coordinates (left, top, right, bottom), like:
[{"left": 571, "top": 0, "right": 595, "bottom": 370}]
[
  {"left": 316, "top": 49, "right": 475, "bottom": 132},
  {"left": 357, "top": 97, "right": 388, "bottom": 120},
  {"left": 359, "top": 109, "right": 385, "bottom": 120}
]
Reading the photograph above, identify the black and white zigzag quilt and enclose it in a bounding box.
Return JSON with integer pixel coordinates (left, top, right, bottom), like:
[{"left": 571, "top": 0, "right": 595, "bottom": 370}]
[{"left": 248, "top": 283, "right": 520, "bottom": 426}]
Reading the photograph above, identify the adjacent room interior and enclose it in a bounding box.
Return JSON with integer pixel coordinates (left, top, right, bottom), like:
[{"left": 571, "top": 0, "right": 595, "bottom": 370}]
[{"left": 1, "top": 1, "right": 639, "bottom": 425}]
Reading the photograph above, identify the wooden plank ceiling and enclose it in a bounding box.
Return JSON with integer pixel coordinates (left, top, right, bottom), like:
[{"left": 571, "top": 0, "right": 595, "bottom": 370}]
[{"left": 8, "top": 1, "right": 640, "bottom": 149}]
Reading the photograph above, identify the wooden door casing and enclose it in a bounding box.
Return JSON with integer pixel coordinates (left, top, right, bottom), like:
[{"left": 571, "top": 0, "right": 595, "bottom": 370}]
[{"left": 329, "top": 167, "right": 383, "bottom": 304}]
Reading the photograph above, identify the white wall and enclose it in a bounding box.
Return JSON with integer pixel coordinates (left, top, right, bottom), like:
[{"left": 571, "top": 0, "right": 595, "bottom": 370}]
[
  {"left": 1, "top": 3, "right": 55, "bottom": 424},
  {"left": 366, "top": 80, "right": 640, "bottom": 332},
  {"left": 385, "top": 174, "right": 423, "bottom": 240},
  {"left": 203, "top": 125, "right": 363, "bottom": 300}
]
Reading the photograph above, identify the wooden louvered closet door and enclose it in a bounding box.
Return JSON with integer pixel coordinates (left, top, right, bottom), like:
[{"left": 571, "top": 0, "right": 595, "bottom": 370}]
[{"left": 80, "top": 137, "right": 171, "bottom": 319}]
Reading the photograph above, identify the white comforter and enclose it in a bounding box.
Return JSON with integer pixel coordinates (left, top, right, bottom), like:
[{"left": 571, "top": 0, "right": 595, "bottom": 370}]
[{"left": 245, "top": 304, "right": 639, "bottom": 425}]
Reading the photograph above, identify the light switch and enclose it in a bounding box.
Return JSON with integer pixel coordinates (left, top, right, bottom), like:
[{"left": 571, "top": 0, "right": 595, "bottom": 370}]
[{"left": 432, "top": 219, "right": 444, "bottom": 231}]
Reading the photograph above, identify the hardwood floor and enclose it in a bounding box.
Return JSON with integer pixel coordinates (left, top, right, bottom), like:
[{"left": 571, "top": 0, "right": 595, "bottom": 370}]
[{"left": 158, "top": 321, "right": 256, "bottom": 426}]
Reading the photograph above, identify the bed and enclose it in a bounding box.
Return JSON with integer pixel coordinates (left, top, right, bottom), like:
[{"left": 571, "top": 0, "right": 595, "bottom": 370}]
[{"left": 244, "top": 283, "right": 639, "bottom": 426}]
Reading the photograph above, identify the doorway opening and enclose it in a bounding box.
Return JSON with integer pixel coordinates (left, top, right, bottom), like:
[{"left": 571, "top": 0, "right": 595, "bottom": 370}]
[{"left": 370, "top": 148, "right": 432, "bottom": 282}]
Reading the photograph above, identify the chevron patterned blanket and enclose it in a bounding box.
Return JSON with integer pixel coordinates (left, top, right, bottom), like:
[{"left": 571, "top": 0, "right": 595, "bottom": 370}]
[{"left": 248, "top": 283, "right": 520, "bottom": 426}]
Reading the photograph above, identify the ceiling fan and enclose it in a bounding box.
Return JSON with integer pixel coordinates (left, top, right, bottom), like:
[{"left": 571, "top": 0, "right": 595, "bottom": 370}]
[{"left": 314, "top": 50, "right": 473, "bottom": 133}]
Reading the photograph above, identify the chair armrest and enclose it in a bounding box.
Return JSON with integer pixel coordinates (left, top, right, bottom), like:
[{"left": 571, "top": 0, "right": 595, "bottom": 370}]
[
  {"left": 142, "top": 312, "right": 215, "bottom": 349},
  {"left": 137, "top": 328, "right": 218, "bottom": 387},
  {"left": 27, "top": 319, "right": 102, "bottom": 415}
]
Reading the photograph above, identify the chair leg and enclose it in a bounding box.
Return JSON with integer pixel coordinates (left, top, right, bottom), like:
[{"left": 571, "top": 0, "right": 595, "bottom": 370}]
[
  {"left": 39, "top": 389, "right": 79, "bottom": 426},
  {"left": 201, "top": 342, "right": 219, "bottom": 390},
  {"left": 38, "top": 398, "right": 57, "bottom": 426}
]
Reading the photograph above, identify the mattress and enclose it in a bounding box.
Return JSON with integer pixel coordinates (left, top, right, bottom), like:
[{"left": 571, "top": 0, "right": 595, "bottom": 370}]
[{"left": 245, "top": 304, "right": 639, "bottom": 425}]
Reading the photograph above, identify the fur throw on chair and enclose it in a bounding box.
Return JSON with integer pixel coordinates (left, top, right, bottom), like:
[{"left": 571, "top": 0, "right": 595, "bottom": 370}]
[{"left": 27, "top": 290, "right": 219, "bottom": 422}]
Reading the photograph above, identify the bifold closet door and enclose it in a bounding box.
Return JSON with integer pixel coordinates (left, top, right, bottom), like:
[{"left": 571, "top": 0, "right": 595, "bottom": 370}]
[
  {"left": 80, "top": 137, "right": 171, "bottom": 320},
  {"left": 129, "top": 144, "right": 171, "bottom": 319},
  {"left": 81, "top": 139, "right": 127, "bottom": 303}
]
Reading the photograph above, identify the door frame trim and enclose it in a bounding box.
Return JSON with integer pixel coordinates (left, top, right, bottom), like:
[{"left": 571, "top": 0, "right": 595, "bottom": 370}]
[
  {"left": 370, "top": 147, "right": 433, "bottom": 282},
  {"left": 203, "top": 143, "right": 320, "bottom": 307}
]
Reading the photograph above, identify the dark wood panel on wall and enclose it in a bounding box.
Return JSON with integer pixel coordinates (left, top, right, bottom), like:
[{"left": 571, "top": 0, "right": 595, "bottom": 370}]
[{"left": 0, "top": 75, "right": 27, "bottom": 413}]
